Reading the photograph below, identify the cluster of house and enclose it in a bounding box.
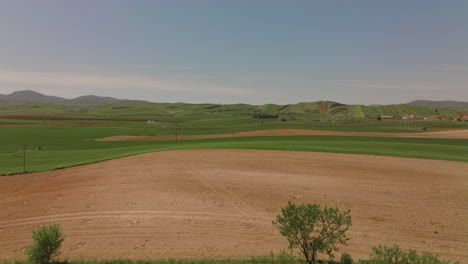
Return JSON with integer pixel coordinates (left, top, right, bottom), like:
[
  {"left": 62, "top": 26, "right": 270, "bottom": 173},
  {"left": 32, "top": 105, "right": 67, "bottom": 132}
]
[
  {"left": 423, "top": 116, "right": 452, "bottom": 121},
  {"left": 455, "top": 111, "right": 468, "bottom": 121},
  {"left": 146, "top": 120, "right": 158, "bottom": 126},
  {"left": 402, "top": 112, "right": 468, "bottom": 121}
]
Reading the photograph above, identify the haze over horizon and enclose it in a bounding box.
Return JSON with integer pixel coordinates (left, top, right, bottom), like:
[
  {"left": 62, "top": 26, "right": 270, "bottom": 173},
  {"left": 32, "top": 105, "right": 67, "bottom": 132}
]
[{"left": 0, "top": 0, "right": 467, "bottom": 105}]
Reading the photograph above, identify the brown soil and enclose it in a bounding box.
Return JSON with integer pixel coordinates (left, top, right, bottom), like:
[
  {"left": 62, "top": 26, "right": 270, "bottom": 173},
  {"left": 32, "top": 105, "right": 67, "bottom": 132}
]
[
  {"left": 320, "top": 101, "right": 329, "bottom": 114},
  {"left": 0, "top": 115, "right": 179, "bottom": 123},
  {"left": 0, "top": 122, "right": 38, "bottom": 126},
  {"left": 0, "top": 122, "right": 121, "bottom": 126},
  {"left": 0, "top": 150, "right": 467, "bottom": 262},
  {"left": 97, "top": 128, "right": 468, "bottom": 141}
]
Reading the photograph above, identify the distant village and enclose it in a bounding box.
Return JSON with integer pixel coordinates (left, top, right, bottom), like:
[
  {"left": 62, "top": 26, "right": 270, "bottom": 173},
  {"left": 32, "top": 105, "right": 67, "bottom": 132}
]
[{"left": 402, "top": 111, "right": 468, "bottom": 121}]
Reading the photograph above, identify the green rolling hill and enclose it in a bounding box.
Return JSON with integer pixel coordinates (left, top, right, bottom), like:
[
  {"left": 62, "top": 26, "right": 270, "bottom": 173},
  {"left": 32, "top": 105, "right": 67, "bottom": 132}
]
[
  {"left": 1, "top": 90, "right": 467, "bottom": 121},
  {"left": 1, "top": 100, "right": 467, "bottom": 121}
]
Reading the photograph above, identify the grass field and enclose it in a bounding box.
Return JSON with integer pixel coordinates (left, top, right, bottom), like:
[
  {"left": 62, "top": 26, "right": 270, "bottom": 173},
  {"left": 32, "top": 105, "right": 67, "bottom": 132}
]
[
  {"left": 1, "top": 258, "right": 304, "bottom": 264},
  {"left": 0, "top": 254, "right": 328, "bottom": 264},
  {"left": 0, "top": 255, "right": 344, "bottom": 264},
  {"left": 1, "top": 123, "right": 468, "bottom": 175},
  {"left": 1, "top": 101, "right": 468, "bottom": 175}
]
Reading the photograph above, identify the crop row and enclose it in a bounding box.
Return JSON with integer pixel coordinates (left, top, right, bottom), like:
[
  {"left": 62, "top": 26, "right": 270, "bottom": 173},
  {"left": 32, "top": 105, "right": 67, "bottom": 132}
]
[
  {"left": 329, "top": 107, "right": 349, "bottom": 115},
  {"left": 330, "top": 103, "right": 347, "bottom": 108},
  {"left": 275, "top": 105, "right": 291, "bottom": 111}
]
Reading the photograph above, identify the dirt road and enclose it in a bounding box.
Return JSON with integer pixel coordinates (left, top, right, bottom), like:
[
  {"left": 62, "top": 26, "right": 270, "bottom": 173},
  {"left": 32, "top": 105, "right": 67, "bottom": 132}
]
[
  {"left": 0, "top": 150, "right": 467, "bottom": 262},
  {"left": 97, "top": 128, "right": 468, "bottom": 141}
]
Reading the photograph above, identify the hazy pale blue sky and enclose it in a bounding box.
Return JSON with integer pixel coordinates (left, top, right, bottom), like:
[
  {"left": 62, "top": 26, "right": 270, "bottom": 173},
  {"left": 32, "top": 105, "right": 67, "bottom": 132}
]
[{"left": 0, "top": 0, "right": 467, "bottom": 104}]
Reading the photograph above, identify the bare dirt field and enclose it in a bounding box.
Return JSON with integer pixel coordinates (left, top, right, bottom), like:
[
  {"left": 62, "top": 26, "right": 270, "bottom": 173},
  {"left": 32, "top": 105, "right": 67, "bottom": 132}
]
[
  {"left": 0, "top": 122, "right": 122, "bottom": 126},
  {"left": 0, "top": 122, "right": 38, "bottom": 126},
  {"left": 0, "top": 115, "right": 178, "bottom": 123},
  {"left": 0, "top": 150, "right": 467, "bottom": 262},
  {"left": 98, "top": 128, "right": 468, "bottom": 141}
]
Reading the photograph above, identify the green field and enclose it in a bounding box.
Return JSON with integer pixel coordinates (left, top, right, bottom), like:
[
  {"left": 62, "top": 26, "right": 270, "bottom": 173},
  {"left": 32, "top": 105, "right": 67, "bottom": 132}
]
[
  {"left": 1, "top": 101, "right": 468, "bottom": 175},
  {"left": 1, "top": 123, "right": 468, "bottom": 175},
  {"left": 1, "top": 257, "right": 300, "bottom": 264}
]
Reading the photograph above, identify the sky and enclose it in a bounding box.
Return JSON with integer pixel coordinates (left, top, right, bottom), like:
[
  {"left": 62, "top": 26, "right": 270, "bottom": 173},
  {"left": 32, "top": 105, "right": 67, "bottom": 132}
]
[{"left": 0, "top": 0, "right": 467, "bottom": 105}]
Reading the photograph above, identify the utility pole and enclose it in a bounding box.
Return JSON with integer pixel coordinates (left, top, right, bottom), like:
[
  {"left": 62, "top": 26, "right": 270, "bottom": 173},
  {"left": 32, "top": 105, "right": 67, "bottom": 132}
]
[
  {"left": 22, "top": 144, "right": 26, "bottom": 173},
  {"left": 175, "top": 122, "right": 178, "bottom": 144}
]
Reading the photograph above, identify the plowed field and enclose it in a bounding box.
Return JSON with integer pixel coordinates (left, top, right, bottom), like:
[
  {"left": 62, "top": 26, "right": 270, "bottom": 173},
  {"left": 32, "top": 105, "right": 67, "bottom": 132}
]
[{"left": 0, "top": 150, "right": 467, "bottom": 262}]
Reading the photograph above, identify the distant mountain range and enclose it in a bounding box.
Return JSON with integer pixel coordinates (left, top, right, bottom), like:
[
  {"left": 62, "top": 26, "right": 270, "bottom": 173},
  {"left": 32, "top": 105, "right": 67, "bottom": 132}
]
[
  {"left": 0, "top": 90, "right": 148, "bottom": 105},
  {"left": 1, "top": 90, "right": 468, "bottom": 119},
  {"left": 1, "top": 90, "right": 468, "bottom": 108},
  {"left": 407, "top": 100, "right": 468, "bottom": 108}
]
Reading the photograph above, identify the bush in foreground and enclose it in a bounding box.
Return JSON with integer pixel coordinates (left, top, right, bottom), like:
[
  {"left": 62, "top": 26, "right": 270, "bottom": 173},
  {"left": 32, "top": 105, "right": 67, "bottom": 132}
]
[
  {"left": 273, "top": 201, "right": 352, "bottom": 264},
  {"left": 365, "top": 245, "right": 459, "bottom": 264},
  {"left": 25, "top": 224, "right": 65, "bottom": 264},
  {"left": 340, "top": 252, "right": 353, "bottom": 264}
]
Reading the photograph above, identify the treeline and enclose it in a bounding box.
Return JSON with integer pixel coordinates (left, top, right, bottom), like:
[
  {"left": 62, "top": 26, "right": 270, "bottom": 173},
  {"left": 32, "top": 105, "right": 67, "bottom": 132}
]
[{"left": 252, "top": 113, "right": 279, "bottom": 119}]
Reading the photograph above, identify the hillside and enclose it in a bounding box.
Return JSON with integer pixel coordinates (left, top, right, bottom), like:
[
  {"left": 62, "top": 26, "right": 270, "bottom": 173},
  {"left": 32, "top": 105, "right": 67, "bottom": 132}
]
[
  {"left": 0, "top": 90, "right": 148, "bottom": 105},
  {"left": 0, "top": 90, "right": 67, "bottom": 104},
  {"left": 1, "top": 99, "right": 468, "bottom": 121},
  {"left": 1, "top": 91, "right": 468, "bottom": 120},
  {"left": 69, "top": 95, "right": 147, "bottom": 105},
  {"left": 407, "top": 100, "right": 468, "bottom": 108}
]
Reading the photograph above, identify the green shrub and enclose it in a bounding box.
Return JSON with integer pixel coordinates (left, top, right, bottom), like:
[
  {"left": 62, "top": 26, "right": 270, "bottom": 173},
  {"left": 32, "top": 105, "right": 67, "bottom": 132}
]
[
  {"left": 341, "top": 252, "right": 353, "bottom": 264},
  {"left": 273, "top": 201, "right": 352, "bottom": 264},
  {"left": 260, "top": 250, "right": 298, "bottom": 264},
  {"left": 367, "top": 245, "right": 459, "bottom": 264},
  {"left": 25, "top": 224, "right": 65, "bottom": 264}
]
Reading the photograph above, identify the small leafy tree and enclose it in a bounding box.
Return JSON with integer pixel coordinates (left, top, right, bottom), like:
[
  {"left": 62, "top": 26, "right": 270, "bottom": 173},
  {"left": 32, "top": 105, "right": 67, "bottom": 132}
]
[
  {"left": 273, "top": 201, "right": 352, "bottom": 264},
  {"left": 341, "top": 252, "right": 353, "bottom": 264},
  {"left": 25, "top": 224, "right": 65, "bottom": 264},
  {"left": 368, "top": 245, "right": 459, "bottom": 264}
]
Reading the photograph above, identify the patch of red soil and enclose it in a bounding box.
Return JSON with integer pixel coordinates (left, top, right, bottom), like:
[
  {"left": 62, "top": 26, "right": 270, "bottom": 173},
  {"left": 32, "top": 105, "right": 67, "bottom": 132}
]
[
  {"left": 0, "top": 122, "right": 120, "bottom": 126},
  {"left": 0, "top": 115, "right": 179, "bottom": 123},
  {"left": 53, "top": 123, "right": 120, "bottom": 126},
  {"left": 97, "top": 128, "right": 468, "bottom": 141},
  {"left": 0, "top": 122, "right": 38, "bottom": 126},
  {"left": 0, "top": 150, "right": 466, "bottom": 262}
]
